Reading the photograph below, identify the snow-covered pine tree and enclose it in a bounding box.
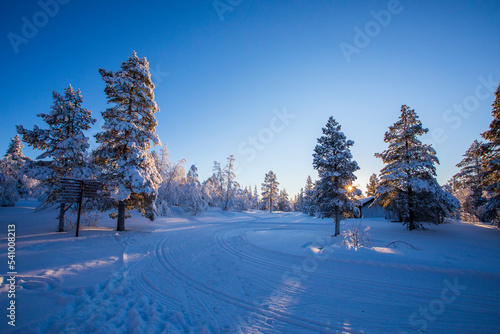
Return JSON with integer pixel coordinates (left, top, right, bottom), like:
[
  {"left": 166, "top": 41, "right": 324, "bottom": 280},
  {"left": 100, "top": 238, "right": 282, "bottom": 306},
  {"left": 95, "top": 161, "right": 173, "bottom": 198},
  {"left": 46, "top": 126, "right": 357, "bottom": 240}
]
[
  {"left": 261, "top": 170, "right": 279, "bottom": 212},
  {"left": 454, "top": 140, "right": 484, "bottom": 190},
  {"left": 17, "top": 84, "right": 96, "bottom": 231},
  {"left": 366, "top": 173, "right": 380, "bottom": 197},
  {"left": 0, "top": 135, "right": 31, "bottom": 206},
  {"left": 245, "top": 185, "right": 254, "bottom": 209},
  {"left": 244, "top": 186, "right": 253, "bottom": 211},
  {"left": 94, "top": 51, "right": 162, "bottom": 231},
  {"left": 5, "top": 134, "right": 24, "bottom": 159},
  {"left": 451, "top": 140, "right": 486, "bottom": 220},
  {"left": 278, "top": 188, "right": 292, "bottom": 212},
  {"left": 222, "top": 155, "right": 236, "bottom": 211},
  {"left": 305, "top": 175, "right": 314, "bottom": 192},
  {"left": 0, "top": 135, "right": 24, "bottom": 206},
  {"left": 181, "top": 165, "right": 207, "bottom": 215},
  {"left": 374, "top": 105, "right": 455, "bottom": 230},
  {"left": 480, "top": 82, "right": 500, "bottom": 226},
  {"left": 246, "top": 185, "right": 255, "bottom": 210},
  {"left": 313, "top": 117, "right": 359, "bottom": 236},
  {"left": 415, "top": 181, "right": 459, "bottom": 224},
  {"left": 301, "top": 175, "right": 317, "bottom": 215},
  {"left": 233, "top": 185, "right": 252, "bottom": 211},
  {"left": 204, "top": 161, "right": 225, "bottom": 207},
  {"left": 294, "top": 188, "right": 305, "bottom": 212},
  {"left": 253, "top": 185, "right": 260, "bottom": 209}
]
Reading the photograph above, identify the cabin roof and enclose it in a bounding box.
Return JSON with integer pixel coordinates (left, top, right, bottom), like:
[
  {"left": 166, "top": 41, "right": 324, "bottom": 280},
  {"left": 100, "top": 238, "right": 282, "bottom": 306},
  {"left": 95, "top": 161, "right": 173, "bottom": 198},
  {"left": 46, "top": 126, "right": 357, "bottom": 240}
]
[{"left": 359, "top": 196, "right": 375, "bottom": 206}]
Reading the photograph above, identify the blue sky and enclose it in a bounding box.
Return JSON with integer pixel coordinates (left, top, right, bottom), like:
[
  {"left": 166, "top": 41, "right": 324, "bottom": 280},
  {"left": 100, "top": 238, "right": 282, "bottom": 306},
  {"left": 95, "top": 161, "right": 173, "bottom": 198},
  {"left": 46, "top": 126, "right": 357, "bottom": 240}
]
[{"left": 1, "top": 0, "right": 499, "bottom": 197}]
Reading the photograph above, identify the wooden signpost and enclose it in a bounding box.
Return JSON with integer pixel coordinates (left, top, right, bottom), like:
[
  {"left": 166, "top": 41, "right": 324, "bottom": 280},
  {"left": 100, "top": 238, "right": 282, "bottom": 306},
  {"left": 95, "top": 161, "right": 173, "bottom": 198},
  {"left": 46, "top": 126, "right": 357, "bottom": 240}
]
[{"left": 58, "top": 178, "right": 101, "bottom": 237}]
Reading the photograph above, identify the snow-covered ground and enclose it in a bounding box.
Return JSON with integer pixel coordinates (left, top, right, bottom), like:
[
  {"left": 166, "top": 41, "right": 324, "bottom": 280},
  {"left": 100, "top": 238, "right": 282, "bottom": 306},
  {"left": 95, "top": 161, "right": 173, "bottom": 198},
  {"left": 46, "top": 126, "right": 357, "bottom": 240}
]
[{"left": 1, "top": 200, "right": 499, "bottom": 334}]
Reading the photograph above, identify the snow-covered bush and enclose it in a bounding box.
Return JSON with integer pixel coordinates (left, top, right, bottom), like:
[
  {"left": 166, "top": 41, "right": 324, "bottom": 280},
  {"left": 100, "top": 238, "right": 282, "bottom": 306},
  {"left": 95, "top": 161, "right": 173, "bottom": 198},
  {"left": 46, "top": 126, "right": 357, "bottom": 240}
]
[
  {"left": 153, "top": 147, "right": 186, "bottom": 216},
  {"left": 233, "top": 187, "right": 251, "bottom": 212},
  {"left": 341, "top": 220, "right": 371, "bottom": 250},
  {"left": 180, "top": 165, "right": 207, "bottom": 215},
  {"left": 155, "top": 199, "right": 172, "bottom": 217},
  {"left": 0, "top": 173, "right": 18, "bottom": 207}
]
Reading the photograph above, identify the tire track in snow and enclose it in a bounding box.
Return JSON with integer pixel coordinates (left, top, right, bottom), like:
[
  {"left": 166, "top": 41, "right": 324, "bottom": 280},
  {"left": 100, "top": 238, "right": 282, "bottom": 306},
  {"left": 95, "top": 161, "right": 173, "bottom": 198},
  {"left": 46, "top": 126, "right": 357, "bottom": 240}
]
[
  {"left": 154, "top": 231, "right": 364, "bottom": 334},
  {"left": 13, "top": 232, "right": 194, "bottom": 333},
  {"left": 210, "top": 223, "right": 500, "bottom": 332},
  {"left": 121, "top": 225, "right": 238, "bottom": 333},
  {"left": 215, "top": 224, "right": 499, "bottom": 308}
]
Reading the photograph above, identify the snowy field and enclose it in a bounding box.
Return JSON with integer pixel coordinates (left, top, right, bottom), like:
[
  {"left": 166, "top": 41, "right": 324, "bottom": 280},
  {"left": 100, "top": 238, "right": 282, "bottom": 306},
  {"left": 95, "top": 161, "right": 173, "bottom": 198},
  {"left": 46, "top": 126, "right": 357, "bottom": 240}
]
[{"left": 1, "top": 201, "right": 499, "bottom": 334}]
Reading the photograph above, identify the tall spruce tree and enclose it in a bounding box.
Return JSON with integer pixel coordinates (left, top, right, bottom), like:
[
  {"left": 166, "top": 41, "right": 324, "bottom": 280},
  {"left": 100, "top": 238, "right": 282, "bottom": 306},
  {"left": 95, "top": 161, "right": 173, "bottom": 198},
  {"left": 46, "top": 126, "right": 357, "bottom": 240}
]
[
  {"left": 94, "top": 51, "right": 161, "bottom": 231},
  {"left": 366, "top": 173, "right": 380, "bottom": 197},
  {"left": 17, "top": 84, "right": 95, "bottom": 231},
  {"left": 480, "top": 82, "right": 500, "bottom": 225},
  {"left": 313, "top": 117, "right": 359, "bottom": 236},
  {"left": 261, "top": 170, "right": 279, "bottom": 212},
  {"left": 374, "top": 105, "right": 450, "bottom": 230}
]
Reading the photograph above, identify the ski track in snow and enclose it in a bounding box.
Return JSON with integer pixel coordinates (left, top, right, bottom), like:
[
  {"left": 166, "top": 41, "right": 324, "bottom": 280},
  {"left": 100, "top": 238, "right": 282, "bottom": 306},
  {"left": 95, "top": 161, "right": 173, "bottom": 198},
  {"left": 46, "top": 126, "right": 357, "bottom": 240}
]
[{"left": 4, "top": 211, "right": 500, "bottom": 334}]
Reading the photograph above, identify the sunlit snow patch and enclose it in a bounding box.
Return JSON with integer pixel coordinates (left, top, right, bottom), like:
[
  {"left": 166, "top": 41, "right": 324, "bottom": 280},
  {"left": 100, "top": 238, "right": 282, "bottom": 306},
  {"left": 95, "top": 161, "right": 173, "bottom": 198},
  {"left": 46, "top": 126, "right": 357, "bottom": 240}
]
[
  {"left": 310, "top": 246, "right": 323, "bottom": 254},
  {"left": 372, "top": 247, "right": 402, "bottom": 255}
]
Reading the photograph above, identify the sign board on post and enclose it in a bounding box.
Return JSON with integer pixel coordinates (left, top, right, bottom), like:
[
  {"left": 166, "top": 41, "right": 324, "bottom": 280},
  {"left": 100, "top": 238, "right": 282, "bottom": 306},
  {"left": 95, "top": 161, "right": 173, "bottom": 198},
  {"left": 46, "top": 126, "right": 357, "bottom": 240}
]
[{"left": 58, "top": 178, "right": 101, "bottom": 237}]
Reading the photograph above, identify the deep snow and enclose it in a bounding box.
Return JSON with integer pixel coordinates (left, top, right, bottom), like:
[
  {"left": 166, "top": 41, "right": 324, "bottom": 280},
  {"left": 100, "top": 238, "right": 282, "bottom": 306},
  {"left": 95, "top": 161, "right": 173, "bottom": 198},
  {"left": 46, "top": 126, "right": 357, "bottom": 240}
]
[{"left": 0, "top": 200, "right": 499, "bottom": 333}]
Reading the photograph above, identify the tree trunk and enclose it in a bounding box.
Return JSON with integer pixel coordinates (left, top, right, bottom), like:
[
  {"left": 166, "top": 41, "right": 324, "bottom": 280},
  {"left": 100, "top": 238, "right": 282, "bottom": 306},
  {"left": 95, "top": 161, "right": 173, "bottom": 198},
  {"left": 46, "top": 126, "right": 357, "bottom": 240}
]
[
  {"left": 58, "top": 203, "right": 65, "bottom": 232},
  {"left": 408, "top": 186, "right": 415, "bottom": 230},
  {"left": 224, "top": 170, "right": 231, "bottom": 211},
  {"left": 334, "top": 208, "right": 340, "bottom": 236},
  {"left": 269, "top": 198, "right": 273, "bottom": 213},
  {"left": 117, "top": 201, "right": 125, "bottom": 231}
]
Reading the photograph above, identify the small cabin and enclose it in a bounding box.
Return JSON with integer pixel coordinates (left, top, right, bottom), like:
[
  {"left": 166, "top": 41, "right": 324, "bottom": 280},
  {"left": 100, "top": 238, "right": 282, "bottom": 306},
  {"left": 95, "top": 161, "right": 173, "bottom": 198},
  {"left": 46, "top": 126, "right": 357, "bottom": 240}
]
[{"left": 358, "top": 196, "right": 399, "bottom": 220}]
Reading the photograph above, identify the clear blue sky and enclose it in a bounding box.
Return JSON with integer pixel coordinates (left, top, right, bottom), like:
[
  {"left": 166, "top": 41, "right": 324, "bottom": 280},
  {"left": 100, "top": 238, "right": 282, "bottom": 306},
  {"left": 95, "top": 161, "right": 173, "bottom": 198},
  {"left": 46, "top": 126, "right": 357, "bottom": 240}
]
[{"left": 1, "top": 0, "right": 499, "bottom": 197}]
